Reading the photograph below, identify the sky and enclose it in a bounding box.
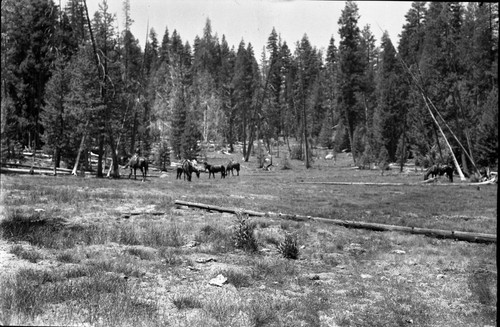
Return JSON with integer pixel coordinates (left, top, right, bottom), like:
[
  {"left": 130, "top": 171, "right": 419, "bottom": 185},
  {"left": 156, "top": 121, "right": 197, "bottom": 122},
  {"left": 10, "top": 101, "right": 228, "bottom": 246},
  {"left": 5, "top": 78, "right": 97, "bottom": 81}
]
[{"left": 80, "top": 0, "right": 413, "bottom": 57}]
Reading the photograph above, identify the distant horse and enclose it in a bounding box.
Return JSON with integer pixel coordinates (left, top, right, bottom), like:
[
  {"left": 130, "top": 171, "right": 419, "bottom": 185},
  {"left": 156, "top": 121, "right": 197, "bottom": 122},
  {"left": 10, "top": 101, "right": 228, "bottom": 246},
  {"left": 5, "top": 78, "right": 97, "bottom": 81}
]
[
  {"left": 126, "top": 155, "right": 148, "bottom": 181},
  {"left": 203, "top": 162, "right": 226, "bottom": 179},
  {"left": 226, "top": 160, "right": 240, "bottom": 176},
  {"left": 176, "top": 166, "right": 184, "bottom": 180},
  {"left": 438, "top": 164, "right": 454, "bottom": 183},
  {"left": 424, "top": 164, "right": 454, "bottom": 182},
  {"left": 182, "top": 160, "right": 200, "bottom": 182},
  {"left": 424, "top": 164, "right": 440, "bottom": 180}
]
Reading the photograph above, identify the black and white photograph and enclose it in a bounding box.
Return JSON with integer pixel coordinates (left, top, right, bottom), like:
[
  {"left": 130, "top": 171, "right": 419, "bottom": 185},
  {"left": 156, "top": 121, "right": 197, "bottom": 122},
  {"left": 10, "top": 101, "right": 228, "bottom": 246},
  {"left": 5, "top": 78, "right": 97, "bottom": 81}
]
[{"left": 0, "top": 0, "right": 497, "bottom": 326}]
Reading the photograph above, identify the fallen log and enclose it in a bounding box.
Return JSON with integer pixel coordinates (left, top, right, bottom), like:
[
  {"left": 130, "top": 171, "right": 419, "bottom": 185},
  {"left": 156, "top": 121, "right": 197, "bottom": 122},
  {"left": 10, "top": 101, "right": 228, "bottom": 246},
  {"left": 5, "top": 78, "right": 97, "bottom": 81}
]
[
  {"left": 121, "top": 211, "right": 167, "bottom": 218},
  {"left": 299, "top": 181, "right": 408, "bottom": 186},
  {"left": 0, "top": 167, "right": 72, "bottom": 175},
  {"left": 174, "top": 200, "right": 266, "bottom": 217},
  {"left": 175, "top": 200, "right": 496, "bottom": 244},
  {"left": 298, "top": 180, "right": 497, "bottom": 187}
]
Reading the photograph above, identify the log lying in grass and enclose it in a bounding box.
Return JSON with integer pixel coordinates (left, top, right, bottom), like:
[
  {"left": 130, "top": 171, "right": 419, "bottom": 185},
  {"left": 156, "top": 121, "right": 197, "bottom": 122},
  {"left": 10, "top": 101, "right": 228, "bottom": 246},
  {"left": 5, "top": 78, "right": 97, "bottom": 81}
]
[
  {"left": 0, "top": 166, "right": 72, "bottom": 175},
  {"left": 298, "top": 180, "right": 496, "bottom": 186},
  {"left": 174, "top": 200, "right": 266, "bottom": 217},
  {"left": 121, "top": 211, "right": 167, "bottom": 218},
  {"left": 174, "top": 200, "right": 496, "bottom": 244}
]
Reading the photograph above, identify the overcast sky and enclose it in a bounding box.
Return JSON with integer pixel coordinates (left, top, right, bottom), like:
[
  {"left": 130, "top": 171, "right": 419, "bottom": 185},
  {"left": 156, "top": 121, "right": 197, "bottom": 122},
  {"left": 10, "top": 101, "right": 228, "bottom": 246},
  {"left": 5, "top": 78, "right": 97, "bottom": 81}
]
[{"left": 81, "top": 0, "right": 413, "bottom": 57}]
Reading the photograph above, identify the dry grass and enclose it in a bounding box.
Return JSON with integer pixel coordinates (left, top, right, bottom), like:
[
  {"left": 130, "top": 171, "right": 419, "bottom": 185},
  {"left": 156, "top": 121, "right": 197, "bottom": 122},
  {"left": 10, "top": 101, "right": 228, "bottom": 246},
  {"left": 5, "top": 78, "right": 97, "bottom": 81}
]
[{"left": 0, "top": 152, "right": 496, "bottom": 326}]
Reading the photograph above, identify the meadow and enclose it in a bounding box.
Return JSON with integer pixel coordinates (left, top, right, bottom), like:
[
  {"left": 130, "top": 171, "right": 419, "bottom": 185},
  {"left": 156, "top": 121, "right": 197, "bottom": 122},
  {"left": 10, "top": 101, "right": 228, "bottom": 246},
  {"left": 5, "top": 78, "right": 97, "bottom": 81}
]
[{"left": 0, "top": 152, "right": 497, "bottom": 326}]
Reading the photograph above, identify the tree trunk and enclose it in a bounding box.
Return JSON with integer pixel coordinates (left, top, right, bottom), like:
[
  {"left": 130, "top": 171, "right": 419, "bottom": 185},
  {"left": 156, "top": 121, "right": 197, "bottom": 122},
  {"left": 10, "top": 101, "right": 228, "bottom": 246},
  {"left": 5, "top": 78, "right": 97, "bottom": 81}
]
[
  {"left": 431, "top": 123, "right": 443, "bottom": 163},
  {"left": 130, "top": 110, "right": 138, "bottom": 156},
  {"left": 303, "top": 100, "right": 310, "bottom": 169},
  {"left": 71, "top": 121, "right": 89, "bottom": 175},
  {"left": 96, "top": 133, "right": 104, "bottom": 178},
  {"left": 107, "top": 127, "right": 120, "bottom": 178},
  {"left": 422, "top": 95, "right": 465, "bottom": 181},
  {"left": 400, "top": 109, "right": 407, "bottom": 173},
  {"left": 53, "top": 147, "right": 60, "bottom": 175}
]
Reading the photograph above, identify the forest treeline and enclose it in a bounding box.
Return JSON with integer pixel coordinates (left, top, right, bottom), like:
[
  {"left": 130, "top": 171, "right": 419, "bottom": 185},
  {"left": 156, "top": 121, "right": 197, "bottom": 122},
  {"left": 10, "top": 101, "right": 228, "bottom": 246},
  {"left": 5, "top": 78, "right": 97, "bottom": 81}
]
[{"left": 1, "top": 0, "right": 498, "bottom": 177}]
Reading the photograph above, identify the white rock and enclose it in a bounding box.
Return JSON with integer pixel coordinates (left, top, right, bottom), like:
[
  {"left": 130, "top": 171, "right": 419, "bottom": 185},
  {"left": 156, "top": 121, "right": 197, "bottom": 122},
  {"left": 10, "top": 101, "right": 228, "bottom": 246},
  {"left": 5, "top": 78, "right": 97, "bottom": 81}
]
[{"left": 209, "top": 274, "right": 227, "bottom": 287}]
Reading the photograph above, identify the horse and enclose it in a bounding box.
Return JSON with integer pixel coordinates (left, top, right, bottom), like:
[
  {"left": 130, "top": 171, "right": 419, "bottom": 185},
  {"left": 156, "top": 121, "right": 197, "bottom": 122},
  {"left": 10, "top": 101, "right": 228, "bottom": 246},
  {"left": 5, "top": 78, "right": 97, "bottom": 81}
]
[
  {"left": 226, "top": 160, "right": 240, "bottom": 176},
  {"left": 424, "top": 164, "right": 454, "bottom": 182},
  {"left": 438, "top": 164, "right": 454, "bottom": 183},
  {"left": 126, "top": 155, "right": 148, "bottom": 181},
  {"left": 182, "top": 160, "right": 200, "bottom": 182},
  {"left": 424, "top": 164, "right": 440, "bottom": 180},
  {"left": 203, "top": 162, "right": 226, "bottom": 179},
  {"left": 176, "top": 166, "right": 184, "bottom": 180}
]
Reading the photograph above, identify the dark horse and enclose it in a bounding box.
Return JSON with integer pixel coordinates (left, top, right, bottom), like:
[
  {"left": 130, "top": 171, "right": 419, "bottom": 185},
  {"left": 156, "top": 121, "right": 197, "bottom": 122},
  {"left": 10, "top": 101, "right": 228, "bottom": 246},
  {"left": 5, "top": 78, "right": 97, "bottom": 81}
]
[
  {"left": 126, "top": 155, "right": 148, "bottom": 181},
  {"left": 182, "top": 160, "right": 200, "bottom": 182},
  {"left": 424, "top": 165, "right": 440, "bottom": 180},
  {"left": 176, "top": 166, "right": 184, "bottom": 180},
  {"left": 203, "top": 162, "right": 226, "bottom": 179},
  {"left": 424, "top": 164, "right": 454, "bottom": 182},
  {"left": 438, "top": 164, "right": 454, "bottom": 182},
  {"left": 226, "top": 160, "right": 240, "bottom": 176}
]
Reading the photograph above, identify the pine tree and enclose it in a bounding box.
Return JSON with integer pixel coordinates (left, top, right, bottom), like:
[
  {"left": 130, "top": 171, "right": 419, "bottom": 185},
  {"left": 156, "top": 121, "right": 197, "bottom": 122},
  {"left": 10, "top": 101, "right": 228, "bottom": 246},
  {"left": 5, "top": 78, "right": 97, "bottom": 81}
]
[
  {"left": 2, "top": 0, "right": 59, "bottom": 152},
  {"left": 337, "top": 0, "right": 366, "bottom": 162},
  {"left": 373, "top": 32, "right": 405, "bottom": 163}
]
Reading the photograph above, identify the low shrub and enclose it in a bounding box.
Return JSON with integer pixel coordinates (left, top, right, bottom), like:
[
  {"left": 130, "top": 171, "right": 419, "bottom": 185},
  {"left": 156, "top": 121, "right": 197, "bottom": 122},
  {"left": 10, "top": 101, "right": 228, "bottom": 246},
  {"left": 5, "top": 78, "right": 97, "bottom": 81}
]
[
  {"left": 172, "top": 294, "right": 202, "bottom": 310},
  {"left": 10, "top": 244, "right": 44, "bottom": 263},
  {"left": 232, "top": 212, "right": 258, "bottom": 253},
  {"left": 158, "top": 247, "right": 184, "bottom": 266},
  {"left": 277, "top": 232, "right": 299, "bottom": 259},
  {"left": 126, "top": 246, "right": 156, "bottom": 260},
  {"left": 195, "top": 224, "right": 234, "bottom": 253},
  {"left": 215, "top": 269, "right": 251, "bottom": 288},
  {"left": 56, "top": 250, "right": 82, "bottom": 263}
]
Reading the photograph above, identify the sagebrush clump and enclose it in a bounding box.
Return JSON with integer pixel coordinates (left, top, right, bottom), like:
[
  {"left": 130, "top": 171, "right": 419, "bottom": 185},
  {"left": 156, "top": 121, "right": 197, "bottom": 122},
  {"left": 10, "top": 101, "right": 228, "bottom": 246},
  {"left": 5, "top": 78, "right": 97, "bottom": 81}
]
[
  {"left": 232, "top": 212, "right": 258, "bottom": 252},
  {"left": 277, "top": 232, "right": 299, "bottom": 259}
]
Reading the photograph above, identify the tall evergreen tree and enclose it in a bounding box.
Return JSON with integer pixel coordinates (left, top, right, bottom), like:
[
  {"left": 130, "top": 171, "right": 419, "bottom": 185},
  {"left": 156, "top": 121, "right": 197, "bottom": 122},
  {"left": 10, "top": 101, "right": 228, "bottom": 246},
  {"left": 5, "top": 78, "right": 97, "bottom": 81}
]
[
  {"left": 337, "top": 0, "right": 366, "bottom": 162},
  {"left": 2, "top": 0, "right": 59, "bottom": 152}
]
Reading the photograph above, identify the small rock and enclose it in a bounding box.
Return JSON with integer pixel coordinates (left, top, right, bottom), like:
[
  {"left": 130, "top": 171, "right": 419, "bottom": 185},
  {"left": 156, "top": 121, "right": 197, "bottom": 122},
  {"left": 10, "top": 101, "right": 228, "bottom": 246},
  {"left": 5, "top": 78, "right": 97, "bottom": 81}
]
[
  {"left": 34, "top": 208, "right": 45, "bottom": 213},
  {"left": 405, "top": 318, "right": 413, "bottom": 324},
  {"left": 308, "top": 274, "right": 320, "bottom": 280},
  {"left": 436, "top": 274, "right": 445, "bottom": 279},
  {"left": 300, "top": 245, "right": 306, "bottom": 249},
  {"left": 360, "top": 274, "right": 373, "bottom": 279},
  {"left": 336, "top": 265, "right": 346, "bottom": 270},
  {"left": 209, "top": 274, "right": 227, "bottom": 287},
  {"left": 187, "top": 266, "right": 199, "bottom": 271},
  {"left": 391, "top": 249, "right": 406, "bottom": 255},
  {"left": 183, "top": 241, "right": 199, "bottom": 248}
]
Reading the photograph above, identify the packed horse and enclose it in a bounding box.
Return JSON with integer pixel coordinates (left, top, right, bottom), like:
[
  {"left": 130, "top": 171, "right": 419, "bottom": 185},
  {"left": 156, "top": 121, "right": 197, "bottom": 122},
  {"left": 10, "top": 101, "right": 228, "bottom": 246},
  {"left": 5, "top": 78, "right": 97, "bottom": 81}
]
[
  {"left": 203, "top": 161, "right": 226, "bottom": 179},
  {"left": 125, "top": 154, "right": 148, "bottom": 181},
  {"left": 179, "top": 159, "right": 200, "bottom": 182},
  {"left": 226, "top": 160, "right": 240, "bottom": 176}
]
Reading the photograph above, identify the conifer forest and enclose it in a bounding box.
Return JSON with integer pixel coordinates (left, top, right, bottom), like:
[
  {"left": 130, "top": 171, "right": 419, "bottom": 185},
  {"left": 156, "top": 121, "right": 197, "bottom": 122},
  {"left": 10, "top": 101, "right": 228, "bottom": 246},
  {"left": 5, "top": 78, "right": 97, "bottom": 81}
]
[{"left": 1, "top": 1, "right": 498, "bottom": 176}]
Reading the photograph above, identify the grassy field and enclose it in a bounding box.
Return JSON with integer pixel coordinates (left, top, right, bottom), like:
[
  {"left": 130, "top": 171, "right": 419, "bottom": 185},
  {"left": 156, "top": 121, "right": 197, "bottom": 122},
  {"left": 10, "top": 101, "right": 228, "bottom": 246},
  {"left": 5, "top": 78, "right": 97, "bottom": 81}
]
[{"left": 0, "top": 152, "right": 497, "bottom": 326}]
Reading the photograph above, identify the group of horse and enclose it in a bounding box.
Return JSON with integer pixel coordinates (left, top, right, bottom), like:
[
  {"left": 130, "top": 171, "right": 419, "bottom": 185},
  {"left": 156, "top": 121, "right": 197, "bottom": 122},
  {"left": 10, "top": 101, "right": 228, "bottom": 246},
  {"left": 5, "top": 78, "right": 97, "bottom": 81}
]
[
  {"left": 176, "top": 159, "right": 240, "bottom": 182},
  {"left": 123, "top": 153, "right": 241, "bottom": 183}
]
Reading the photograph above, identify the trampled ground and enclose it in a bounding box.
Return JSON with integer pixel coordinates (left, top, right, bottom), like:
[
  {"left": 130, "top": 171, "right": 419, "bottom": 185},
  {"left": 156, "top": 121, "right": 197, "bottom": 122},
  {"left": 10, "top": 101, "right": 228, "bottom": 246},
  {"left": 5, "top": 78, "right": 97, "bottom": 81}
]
[{"left": 0, "top": 152, "right": 497, "bottom": 326}]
